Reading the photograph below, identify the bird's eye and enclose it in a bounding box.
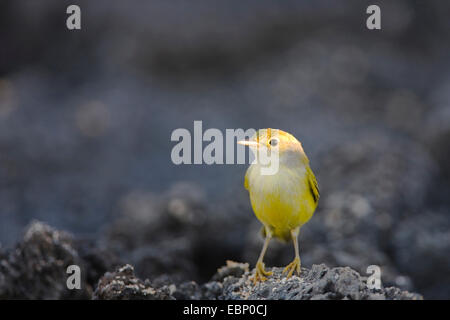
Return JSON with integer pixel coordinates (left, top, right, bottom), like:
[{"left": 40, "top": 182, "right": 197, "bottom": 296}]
[{"left": 268, "top": 138, "right": 279, "bottom": 147}]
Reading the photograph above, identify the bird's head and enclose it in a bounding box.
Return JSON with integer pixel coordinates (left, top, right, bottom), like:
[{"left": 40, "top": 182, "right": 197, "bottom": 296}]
[{"left": 238, "top": 128, "right": 308, "bottom": 165}]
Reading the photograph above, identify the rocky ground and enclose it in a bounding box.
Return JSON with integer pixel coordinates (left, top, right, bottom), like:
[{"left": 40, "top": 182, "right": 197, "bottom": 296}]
[
  {"left": 0, "top": 222, "right": 422, "bottom": 300},
  {"left": 93, "top": 262, "right": 423, "bottom": 300}
]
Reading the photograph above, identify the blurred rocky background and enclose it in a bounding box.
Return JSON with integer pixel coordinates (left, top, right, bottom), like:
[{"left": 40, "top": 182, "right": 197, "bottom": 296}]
[{"left": 0, "top": 0, "right": 449, "bottom": 299}]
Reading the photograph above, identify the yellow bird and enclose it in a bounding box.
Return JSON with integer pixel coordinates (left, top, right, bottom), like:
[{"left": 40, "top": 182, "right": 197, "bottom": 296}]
[{"left": 238, "top": 129, "right": 319, "bottom": 283}]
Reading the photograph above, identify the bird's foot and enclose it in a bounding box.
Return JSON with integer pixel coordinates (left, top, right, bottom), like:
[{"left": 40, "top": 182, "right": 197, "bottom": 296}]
[
  {"left": 283, "top": 256, "right": 301, "bottom": 278},
  {"left": 250, "top": 261, "right": 273, "bottom": 285}
]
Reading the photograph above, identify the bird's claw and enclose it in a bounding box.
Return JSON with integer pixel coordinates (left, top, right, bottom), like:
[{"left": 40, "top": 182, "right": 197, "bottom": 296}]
[
  {"left": 283, "top": 256, "right": 301, "bottom": 278},
  {"left": 250, "top": 262, "right": 273, "bottom": 285}
]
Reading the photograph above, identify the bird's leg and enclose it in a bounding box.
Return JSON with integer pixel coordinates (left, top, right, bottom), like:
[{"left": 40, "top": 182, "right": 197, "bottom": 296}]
[
  {"left": 250, "top": 228, "right": 272, "bottom": 284},
  {"left": 283, "top": 228, "right": 301, "bottom": 278}
]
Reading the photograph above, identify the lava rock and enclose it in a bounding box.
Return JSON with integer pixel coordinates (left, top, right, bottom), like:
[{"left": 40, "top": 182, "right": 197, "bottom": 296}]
[
  {"left": 0, "top": 221, "right": 90, "bottom": 299},
  {"left": 0, "top": 221, "right": 122, "bottom": 299},
  {"left": 212, "top": 260, "right": 250, "bottom": 282},
  {"left": 93, "top": 261, "right": 423, "bottom": 300},
  {"left": 205, "top": 262, "right": 422, "bottom": 300},
  {"left": 93, "top": 264, "right": 174, "bottom": 300},
  {"left": 74, "top": 238, "right": 122, "bottom": 290},
  {"left": 0, "top": 220, "right": 425, "bottom": 300}
]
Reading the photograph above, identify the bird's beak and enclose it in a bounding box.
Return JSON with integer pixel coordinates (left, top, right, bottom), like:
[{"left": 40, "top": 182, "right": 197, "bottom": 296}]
[{"left": 237, "top": 140, "right": 260, "bottom": 148}]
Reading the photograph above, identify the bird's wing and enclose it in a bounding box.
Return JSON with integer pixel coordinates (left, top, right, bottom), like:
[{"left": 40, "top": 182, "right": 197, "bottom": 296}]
[
  {"left": 244, "top": 166, "right": 251, "bottom": 190},
  {"left": 306, "top": 166, "right": 320, "bottom": 205}
]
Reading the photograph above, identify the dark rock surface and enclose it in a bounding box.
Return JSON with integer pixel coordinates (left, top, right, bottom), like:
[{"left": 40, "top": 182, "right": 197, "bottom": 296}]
[
  {"left": 0, "top": 222, "right": 422, "bottom": 300},
  {"left": 93, "top": 261, "right": 422, "bottom": 300},
  {"left": 0, "top": 221, "right": 90, "bottom": 299},
  {"left": 208, "top": 262, "right": 421, "bottom": 300},
  {"left": 0, "top": 221, "right": 121, "bottom": 299},
  {"left": 93, "top": 264, "right": 173, "bottom": 300}
]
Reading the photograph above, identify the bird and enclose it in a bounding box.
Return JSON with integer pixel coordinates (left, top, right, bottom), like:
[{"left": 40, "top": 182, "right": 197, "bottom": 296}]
[{"left": 238, "top": 128, "right": 319, "bottom": 283}]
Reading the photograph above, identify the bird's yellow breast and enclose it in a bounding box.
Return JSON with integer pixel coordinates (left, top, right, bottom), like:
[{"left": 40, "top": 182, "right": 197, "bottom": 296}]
[{"left": 245, "top": 163, "right": 317, "bottom": 240}]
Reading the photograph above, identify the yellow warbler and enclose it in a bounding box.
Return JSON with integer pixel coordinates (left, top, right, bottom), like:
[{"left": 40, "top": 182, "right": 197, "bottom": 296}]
[{"left": 238, "top": 128, "right": 319, "bottom": 283}]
